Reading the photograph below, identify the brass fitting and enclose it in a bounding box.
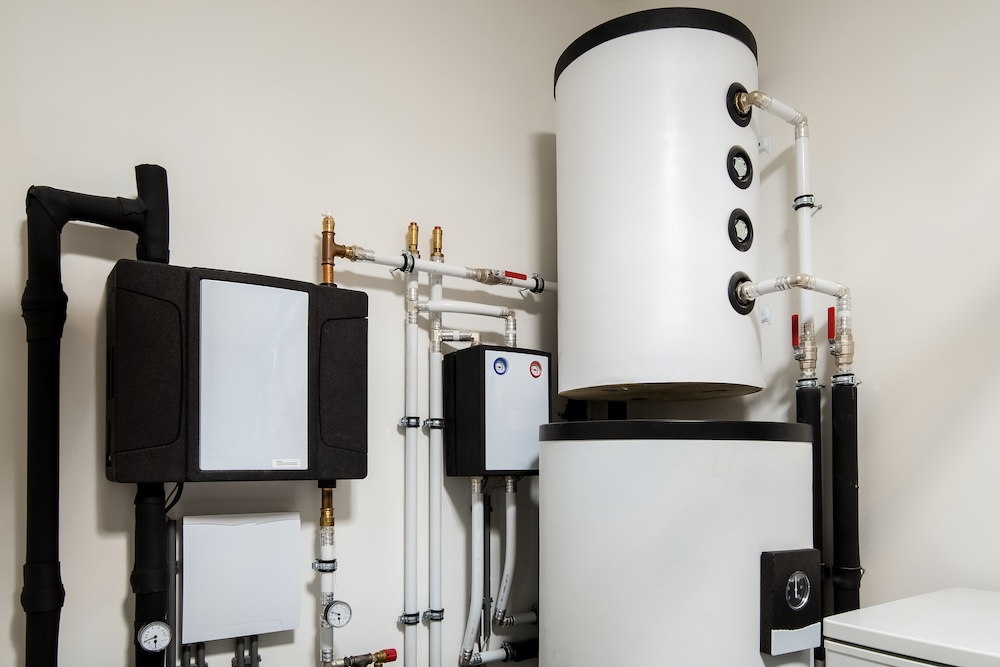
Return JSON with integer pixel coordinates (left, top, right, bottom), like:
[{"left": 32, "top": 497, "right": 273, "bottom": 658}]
[
  {"left": 431, "top": 226, "right": 443, "bottom": 260},
  {"left": 407, "top": 222, "right": 420, "bottom": 258},
  {"left": 321, "top": 215, "right": 356, "bottom": 285},
  {"left": 320, "top": 487, "right": 334, "bottom": 528},
  {"left": 322, "top": 215, "right": 336, "bottom": 285}
]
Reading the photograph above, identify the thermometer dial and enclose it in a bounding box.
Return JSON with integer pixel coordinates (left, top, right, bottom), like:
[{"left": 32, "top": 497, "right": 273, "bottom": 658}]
[
  {"left": 137, "top": 620, "right": 172, "bottom": 652},
  {"left": 324, "top": 600, "right": 352, "bottom": 628}
]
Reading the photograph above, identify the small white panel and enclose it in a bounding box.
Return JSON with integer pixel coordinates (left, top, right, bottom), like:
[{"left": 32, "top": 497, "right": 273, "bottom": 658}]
[
  {"left": 181, "top": 513, "right": 301, "bottom": 643},
  {"left": 200, "top": 280, "right": 308, "bottom": 471},
  {"left": 484, "top": 350, "right": 548, "bottom": 472},
  {"left": 824, "top": 588, "right": 1000, "bottom": 667},
  {"left": 771, "top": 622, "right": 821, "bottom": 656}
]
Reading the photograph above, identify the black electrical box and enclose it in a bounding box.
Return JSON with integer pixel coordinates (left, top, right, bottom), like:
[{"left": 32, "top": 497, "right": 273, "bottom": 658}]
[
  {"left": 106, "top": 259, "right": 368, "bottom": 483},
  {"left": 443, "top": 345, "right": 551, "bottom": 477}
]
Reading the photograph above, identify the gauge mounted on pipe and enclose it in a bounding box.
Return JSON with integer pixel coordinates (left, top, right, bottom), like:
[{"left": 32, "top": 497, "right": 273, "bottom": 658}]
[
  {"left": 324, "top": 600, "right": 352, "bottom": 628},
  {"left": 137, "top": 620, "right": 172, "bottom": 652}
]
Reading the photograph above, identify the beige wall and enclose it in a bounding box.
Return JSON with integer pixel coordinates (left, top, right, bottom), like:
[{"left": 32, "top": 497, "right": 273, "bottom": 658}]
[{"left": 3, "top": 1, "right": 999, "bottom": 665}]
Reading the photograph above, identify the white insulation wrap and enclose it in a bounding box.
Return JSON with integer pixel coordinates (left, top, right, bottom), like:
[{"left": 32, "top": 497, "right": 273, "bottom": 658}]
[
  {"left": 538, "top": 421, "right": 814, "bottom": 667},
  {"left": 554, "top": 8, "right": 763, "bottom": 399}
]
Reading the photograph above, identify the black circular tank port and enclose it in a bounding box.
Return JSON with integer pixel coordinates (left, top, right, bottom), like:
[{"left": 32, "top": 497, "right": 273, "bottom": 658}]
[
  {"left": 728, "top": 209, "right": 753, "bottom": 252},
  {"left": 728, "top": 271, "right": 755, "bottom": 315},
  {"left": 727, "top": 83, "right": 751, "bottom": 127},
  {"left": 727, "top": 146, "right": 753, "bottom": 189}
]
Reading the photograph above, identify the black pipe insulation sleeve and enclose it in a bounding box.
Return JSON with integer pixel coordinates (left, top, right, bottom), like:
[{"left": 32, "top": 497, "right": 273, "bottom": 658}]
[
  {"left": 795, "top": 386, "right": 824, "bottom": 558},
  {"left": 134, "top": 165, "right": 170, "bottom": 263},
  {"left": 21, "top": 336, "right": 64, "bottom": 667},
  {"left": 831, "top": 380, "right": 862, "bottom": 613},
  {"left": 132, "top": 483, "right": 170, "bottom": 667},
  {"left": 506, "top": 638, "right": 539, "bottom": 663}
]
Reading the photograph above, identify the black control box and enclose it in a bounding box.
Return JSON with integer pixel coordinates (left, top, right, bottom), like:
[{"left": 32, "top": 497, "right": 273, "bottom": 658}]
[
  {"left": 106, "top": 259, "right": 368, "bottom": 483},
  {"left": 760, "top": 548, "right": 823, "bottom": 655},
  {"left": 443, "top": 345, "right": 551, "bottom": 477}
]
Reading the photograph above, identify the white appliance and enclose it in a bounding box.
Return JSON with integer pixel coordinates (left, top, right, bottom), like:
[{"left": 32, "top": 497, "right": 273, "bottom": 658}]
[
  {"left": 555, "top": 7, "right": 763, "bottom": 400},
  {"left": 538, "top": 421, "right": 815, "bottom": 666},
  {"left": 824, "top": 588, "right": 1000, "bottom": 666}
]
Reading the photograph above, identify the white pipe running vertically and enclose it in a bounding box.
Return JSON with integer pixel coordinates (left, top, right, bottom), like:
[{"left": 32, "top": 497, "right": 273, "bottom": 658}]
[
  {"left": 403, "top": 268, "right": 420, "bottom": 667},
  {"left": 428, "top": 242, "right": 445, "bottom": 667},
  {"left": 319, "top": 521, "right": 336, "bottom": 663},
  {"left": 459, "top": 478, "right": 485, "bottom": 667},
  {"left": 493, "top": 479, "right": 517, "bottom": 628}
]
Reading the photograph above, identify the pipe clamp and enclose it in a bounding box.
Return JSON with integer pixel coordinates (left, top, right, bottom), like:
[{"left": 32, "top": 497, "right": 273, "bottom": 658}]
[
  {"left": 312, "top": 559, "right": 338, "bottom": 573},
  {"left": 422, "top": 608, "right": 445, "bottom": 621}
]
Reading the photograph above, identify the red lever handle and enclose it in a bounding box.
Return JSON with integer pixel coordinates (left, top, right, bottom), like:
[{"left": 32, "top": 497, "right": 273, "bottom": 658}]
[
  {"left": 791, "top": 314, "right": 800, "bottom": 348},
  {"left": 828, "top": 306, "right": 836, "bottom": 340}
]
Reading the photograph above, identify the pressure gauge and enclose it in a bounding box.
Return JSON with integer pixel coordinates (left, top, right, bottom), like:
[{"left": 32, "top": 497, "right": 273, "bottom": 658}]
[
  {"left": 137, "top": 620, "right": 172, "bottom": 652},
  {"left": 324, "top": 600, "right": 353, "bottom": 628},
  {"left": 785, "top": 570, "right": 811, "bottom": 611}
]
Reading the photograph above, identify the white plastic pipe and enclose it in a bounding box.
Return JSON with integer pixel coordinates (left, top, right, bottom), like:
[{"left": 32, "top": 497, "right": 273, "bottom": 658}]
[
  {"left": 477, "top": 649, "right": 508, "bottom": 665},
  {"left": 507, "top": 610, "right": 538, "bottom": 626},
  {"left": 319, "top": 525, "right": 336, "bottom": 662},
  {"left": 493, "top": 487, "right": 517, "bottom": 627},
  {"left": 349, "top": 247, "right": 552, "bottom": 294},
  {"left": 428, "top": 269, "right": 444, "bottom": 667},
  {"left": 419, "top": 301, "right": 516, "bottom": 348},
  {"left": 460, "top": 479, "right": 485, "bottom": 663},
  {"left": 795, "top": 131, "right": 814, "bottom": 331},
  {"left": 403, "top": 272, "right": 420, "bottom": 667},
  {"left": 420, "top": 300, "right": 511, "bottom": 319}
]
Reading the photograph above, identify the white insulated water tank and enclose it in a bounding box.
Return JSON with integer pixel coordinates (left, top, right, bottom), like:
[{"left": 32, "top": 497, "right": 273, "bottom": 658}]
[
  {"left": 539, "top": 421, "right": 814, "bottom": 667},
  {"left": 555, "top": 8, "right": 763, "bottom": 400}
]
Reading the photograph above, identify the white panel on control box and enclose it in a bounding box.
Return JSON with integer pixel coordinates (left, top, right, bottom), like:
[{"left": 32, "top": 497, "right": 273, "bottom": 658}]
[
  {"left": 200, "top": 280, "right": 308, "bottom": 471},
  {"left": 484, "top": 350, "right": 549, "bottom": 472},
  {"left": 181, "top": 513, "right": 301, "bottom": 643}
]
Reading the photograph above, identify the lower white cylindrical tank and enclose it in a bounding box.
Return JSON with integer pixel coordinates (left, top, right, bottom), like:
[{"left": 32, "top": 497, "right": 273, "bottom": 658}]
[
  {"left": 539, "top": 421, "right": 813, "bottom": 667},
  {"left": 555, "top": 8, "right": 763, "bottom": 399}
]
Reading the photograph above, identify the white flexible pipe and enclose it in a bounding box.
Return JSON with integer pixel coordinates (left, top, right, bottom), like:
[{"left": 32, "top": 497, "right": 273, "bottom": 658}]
[
  {"left": 460, "top": 479, "right": 485, "bottom": 663},
  {"left": 403, "top": 272, "right": 420, "bottom": 667},
  {"left": 493, "top": 487, "right": 517, "bottom": 626},
  {"left": 477, "top": 649, "right": 508, "bottom": 664},
  {"left": 507, "top": 610, "right": 538, "bottom": 626},
  {"left": 743, "top": 274, "right": 848, "bottom": 300},
  {"left": 428, "top": 269, "right": 444, "bottom": 667}
]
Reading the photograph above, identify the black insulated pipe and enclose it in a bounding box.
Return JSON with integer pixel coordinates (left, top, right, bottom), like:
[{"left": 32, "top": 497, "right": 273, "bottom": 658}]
[
  {"left": 132, "top": 484, "right": 170, "bottom": 667},
  {"left": 831, "top": 376, "right": 862, "bottom": 613},
  {"left": 795, "top": 380, "right": 824, "bottom": 661},
  {"left": 795, "top": 383, "right": 824, "bottom": 572},
  {"left": 506, "top": 638, "right": 539, "bottom": 662},
  {"left": 19, "top": 165, "right": 169, "bottom": 667}
]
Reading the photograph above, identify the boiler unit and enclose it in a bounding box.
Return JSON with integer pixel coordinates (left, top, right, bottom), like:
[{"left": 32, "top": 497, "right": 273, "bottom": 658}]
[{"left": 554, "top": 7, "right": 763, "bottom": 400}]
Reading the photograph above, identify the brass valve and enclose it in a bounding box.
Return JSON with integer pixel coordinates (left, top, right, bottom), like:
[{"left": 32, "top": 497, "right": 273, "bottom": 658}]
[
  {"left": 407, "top": 222, "right": 420, "bottom": 257},
  {"left": 431, "top": 226, "right": 443, "bottom": 260},
  {"left": 320, "top": 487, "right": 334, "bottom": 528}
]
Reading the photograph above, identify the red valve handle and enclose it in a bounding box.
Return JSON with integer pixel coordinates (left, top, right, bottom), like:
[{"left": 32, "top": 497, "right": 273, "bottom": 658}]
[
  {"left": 828, "top": 306, "right": 836, "bottom": 340},
  {"left": 383, "top": 648, "right": 398, "bottom": 663},
  {"left": 791, "top": 314, "right": 800, "bottom": 348}
]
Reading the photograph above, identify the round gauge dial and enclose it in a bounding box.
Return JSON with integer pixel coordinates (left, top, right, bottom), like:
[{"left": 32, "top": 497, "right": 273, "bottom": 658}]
[
  {"left": 325, "top": 600, "right": 353, "bottom": 628},
  {"left": 785, "top": 570, "right": 811, "bottom": 611},
  {"left": 137, "top": 620, "right": 172, "bottom": 652}
]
